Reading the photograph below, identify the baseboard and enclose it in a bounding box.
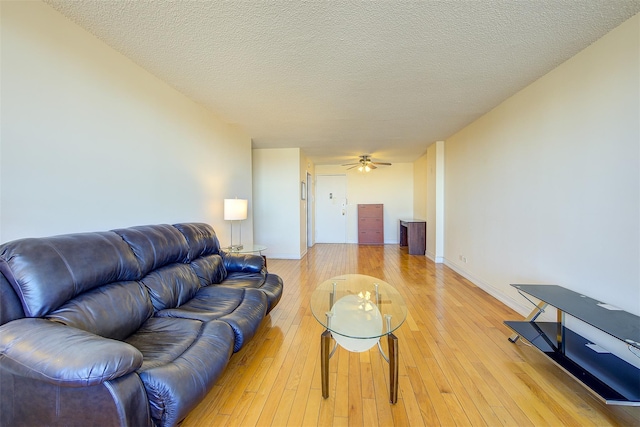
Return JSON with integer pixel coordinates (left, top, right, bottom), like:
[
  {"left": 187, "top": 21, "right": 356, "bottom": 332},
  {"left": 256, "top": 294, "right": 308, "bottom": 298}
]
[
  {"left": 268, "top": 253, "right": 304, "bottom": 260},
  {"left": 443, "top": 258, "right": 531, "bottom": 317}
]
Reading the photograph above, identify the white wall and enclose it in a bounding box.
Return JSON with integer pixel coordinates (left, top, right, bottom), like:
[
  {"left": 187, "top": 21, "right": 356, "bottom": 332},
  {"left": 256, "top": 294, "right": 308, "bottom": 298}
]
[
  {"left": 421, "top": 142, "right": 446, "bottom": 262},
  {"left": 315, "top": 163, "right": 413, "bottom": 244},
  {"left": 253, "top": 148, "right": 302, "bottom": 259},
  {"left": 1, "top": 1, "right": 253, "bottom": 244},
  {"left": 300, "top": 153, "right": 315, "bottom": 256},
  {"left": 413, "top": 154, "right": 428, "bottom": 221},
  {"left": 444, "top": 14, "right": 639, "bottom": 321}
]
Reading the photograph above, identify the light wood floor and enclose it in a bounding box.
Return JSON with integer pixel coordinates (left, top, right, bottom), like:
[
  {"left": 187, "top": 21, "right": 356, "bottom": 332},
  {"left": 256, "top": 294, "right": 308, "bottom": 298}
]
[{"left": 183, "top": 244, "right": 640, "bottom": 426}]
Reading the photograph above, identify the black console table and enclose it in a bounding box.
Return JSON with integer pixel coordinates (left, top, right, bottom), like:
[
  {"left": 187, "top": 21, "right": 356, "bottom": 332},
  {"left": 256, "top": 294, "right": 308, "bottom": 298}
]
[{"left": 505, "top": 284, "right": 640, "bottom": 406}]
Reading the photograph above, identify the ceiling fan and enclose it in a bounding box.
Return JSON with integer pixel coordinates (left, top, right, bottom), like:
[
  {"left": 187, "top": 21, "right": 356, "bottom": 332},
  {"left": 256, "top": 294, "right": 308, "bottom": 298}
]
[{"left": 342, "top": 155, "right": 392, "bottom": 172}]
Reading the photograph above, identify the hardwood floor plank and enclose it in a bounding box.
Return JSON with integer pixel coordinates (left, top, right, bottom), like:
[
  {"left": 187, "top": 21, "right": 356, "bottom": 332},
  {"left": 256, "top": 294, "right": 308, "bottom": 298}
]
[
  {"left": 396, "top": 373, "right": 425, "bottom": 427},
  {"left": 226, "top": 391, "right": 255, "bottom": 427},
  {"left": 334, "top": 350, "right": 350, "bottom": 418},
  {"left": 362, "top": 398, "right": 379, "bottom": 427},
  {"left": 182, "top": 244, "right": 640, "bottom": 426},
  {"left": 271, "top": 388, "right": 296, "bottom": 426},
  {"left": 370, "top": 348, "right": 395, "bottom": 426},
  {"left": 347, "top": 351, "right": 364, "bottom": 426},
  {"left": 359, "top": 360, "right": 375, "bottom": 400}
]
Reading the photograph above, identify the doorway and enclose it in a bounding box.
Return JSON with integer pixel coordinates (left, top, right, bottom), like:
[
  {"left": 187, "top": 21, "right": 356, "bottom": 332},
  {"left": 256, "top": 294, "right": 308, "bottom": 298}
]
[{"left": 315, "top": 175, "right": 347, "bottom": 243}]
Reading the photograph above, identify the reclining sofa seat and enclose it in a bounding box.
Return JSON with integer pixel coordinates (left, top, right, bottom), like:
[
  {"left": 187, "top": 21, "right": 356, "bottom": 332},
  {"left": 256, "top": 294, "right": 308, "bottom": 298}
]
[{"left": 0, "top": 222, "right": 283, "bottom": 427}]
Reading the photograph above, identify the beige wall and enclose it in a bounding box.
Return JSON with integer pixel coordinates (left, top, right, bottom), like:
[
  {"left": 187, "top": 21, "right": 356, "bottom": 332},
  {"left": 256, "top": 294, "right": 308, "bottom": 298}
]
[
  {"left": 425, "top": 146, "right": 438, "bottom": 259},
  {"left": 252, "top": 148, "right": 303, "bottom": 259},
  {"left": 301, "top": 153, "right": 315, "bottom": 255},
  {"left": 443, "top": 14, "right": 639, "bottom": 322},
  {"left": 414, "top": 142, "right": 445, "bottom": 261},
  {"left": 1, "top": 1, "right": 253, "bottom": 243},
  {"left": 413, "top": 153, "right": 428, "bottom": 221}
]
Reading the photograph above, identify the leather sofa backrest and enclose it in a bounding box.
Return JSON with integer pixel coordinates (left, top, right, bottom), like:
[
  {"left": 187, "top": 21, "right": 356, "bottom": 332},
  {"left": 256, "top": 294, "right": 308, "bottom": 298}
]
[
  {"left": 140, "top": 264, "right": 202, "bottom": 312},
  {"left": 190, "top": 255, "right": 227, "bottom": 286},
  {"left": 47, "top": 280, "right": 154, "bottom": 340},
  {"left": 173, "top": 223, "right": 221, "bottom": 260},
  {"left": 0, "top": 223, "right": 230, "bottom": 326},
  {"left": 112, "top": 224, "right": 189, "bottom": 275},
  {"left": 172, "top": 223, "right": 228, "bottom": 287},
  {"left": 0, "top": 232, "right": 142, "bottom": 318}
]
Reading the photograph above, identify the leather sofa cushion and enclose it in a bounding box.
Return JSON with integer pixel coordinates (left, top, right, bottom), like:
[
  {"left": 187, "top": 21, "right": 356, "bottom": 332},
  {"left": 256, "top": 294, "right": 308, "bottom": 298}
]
[
  {"left": 47, "top": 281, "right": 153, "bottom": 341},
  {"left": 157, "top": 286, "right": 267, "bottom": 352},
  {"left": 140, "top": 264, "right": 201, "bottom": 312},
  {"left": 113, "top": 225, "right": 189, "bottom": 275},
  {"left": 0, "top": 232, "right": 141, "bottom": 317},
  {"left": 190, "top": 254, "right": 227, "bottom": 286},
  {"left": 219, "top": 271, "right": 282, "bottom": 314},
  {"left": 173, "top": 223, "right": 221, "bottom": 260},
  {"left": 260, "top": 274, "right": 284, "bottom": 313},
  {"left": 220, "top": 271, "right": 266, "bottom": 287},
  {"left": 125, "top": 317, "right": 234, "bottom": 426}
]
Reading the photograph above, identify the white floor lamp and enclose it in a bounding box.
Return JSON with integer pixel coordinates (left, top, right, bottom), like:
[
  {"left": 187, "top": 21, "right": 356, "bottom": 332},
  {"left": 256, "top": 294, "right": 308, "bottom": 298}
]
[{"left": 224, "top": 198, "right": 248, "bottom": 250}]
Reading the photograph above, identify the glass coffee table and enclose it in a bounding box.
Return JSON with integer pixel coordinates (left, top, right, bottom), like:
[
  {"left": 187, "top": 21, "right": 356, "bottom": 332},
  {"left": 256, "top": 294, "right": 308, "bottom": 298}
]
[{"left": 310, "top": 274, "right": 407, "bottom": 403}]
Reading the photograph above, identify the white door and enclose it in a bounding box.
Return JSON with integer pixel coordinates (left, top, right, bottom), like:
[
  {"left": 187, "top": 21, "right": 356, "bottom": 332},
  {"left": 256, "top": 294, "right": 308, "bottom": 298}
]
[{"left": 316, "top": 175, "right": 347, "bottom": 243}]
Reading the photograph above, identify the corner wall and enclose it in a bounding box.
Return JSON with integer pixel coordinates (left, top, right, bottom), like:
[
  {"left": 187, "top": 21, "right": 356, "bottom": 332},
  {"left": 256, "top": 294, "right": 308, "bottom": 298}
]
[{"left": 0, "top": 2, "right": 253, "bottom": 243}]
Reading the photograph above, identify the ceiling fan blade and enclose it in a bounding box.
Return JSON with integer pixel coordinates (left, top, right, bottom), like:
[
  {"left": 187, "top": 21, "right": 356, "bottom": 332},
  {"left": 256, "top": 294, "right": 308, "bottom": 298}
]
[{"left": 344, "top": 156, "right": 391, "bottom": 170}]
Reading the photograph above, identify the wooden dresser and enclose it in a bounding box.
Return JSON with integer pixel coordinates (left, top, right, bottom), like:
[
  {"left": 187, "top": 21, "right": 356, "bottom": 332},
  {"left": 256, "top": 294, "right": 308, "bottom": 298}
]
[{"left": 358, "top": 204, "right": 384, "bottom": 244}]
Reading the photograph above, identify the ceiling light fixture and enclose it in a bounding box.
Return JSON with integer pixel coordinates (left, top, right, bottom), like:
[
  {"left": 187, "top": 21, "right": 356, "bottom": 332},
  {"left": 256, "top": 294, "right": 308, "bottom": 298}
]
[{"left": 343, "top": 155, "right": 392, "bottom": 172}]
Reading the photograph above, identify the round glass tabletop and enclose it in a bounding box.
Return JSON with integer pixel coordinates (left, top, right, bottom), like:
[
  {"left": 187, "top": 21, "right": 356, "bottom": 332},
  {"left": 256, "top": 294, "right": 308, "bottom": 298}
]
[{"left": 310, "top": 274, "right": 407, "bottom": 345}]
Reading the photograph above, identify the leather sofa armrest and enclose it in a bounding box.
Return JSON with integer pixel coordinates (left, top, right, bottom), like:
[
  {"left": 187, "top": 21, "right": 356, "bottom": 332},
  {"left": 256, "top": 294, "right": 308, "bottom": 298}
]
[
  {"left": 223, "top": 252, "right": 265, "bottom": 273},
  {"left": 0, "top": 318, "right": 142, "bottom": 387}
]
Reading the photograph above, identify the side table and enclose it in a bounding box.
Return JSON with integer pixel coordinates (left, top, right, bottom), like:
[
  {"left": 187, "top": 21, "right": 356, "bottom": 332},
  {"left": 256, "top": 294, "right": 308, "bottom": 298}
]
[{"left": 225, "top": 244, "right": 268, "bottom": 267}]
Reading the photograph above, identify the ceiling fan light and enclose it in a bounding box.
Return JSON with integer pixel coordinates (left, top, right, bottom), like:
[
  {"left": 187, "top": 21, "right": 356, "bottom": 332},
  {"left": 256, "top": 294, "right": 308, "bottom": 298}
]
[
  {"left": 364, "top": 165, "right": 371, "bottom": 172},
  {"left": 358, "top": 165, "right": 364, "bottom": 172}
]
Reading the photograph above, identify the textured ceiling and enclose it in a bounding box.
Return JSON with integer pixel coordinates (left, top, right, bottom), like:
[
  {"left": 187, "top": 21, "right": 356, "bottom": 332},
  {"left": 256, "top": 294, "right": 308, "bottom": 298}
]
[{"left": 45, "top": 1, "right": 640, "bottom": 165}]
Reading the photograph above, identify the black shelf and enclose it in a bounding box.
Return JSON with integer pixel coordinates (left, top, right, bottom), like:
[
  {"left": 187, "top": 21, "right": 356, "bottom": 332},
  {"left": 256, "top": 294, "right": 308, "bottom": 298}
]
[
  {"left": 505, "top": 321, "right": 640, "bottom": 404},
  {"left": 506, "top": 284, "right": 640, "bottom": 406},
  {"left": 511, "top": 284, "right": 640, "bottom": 347}
]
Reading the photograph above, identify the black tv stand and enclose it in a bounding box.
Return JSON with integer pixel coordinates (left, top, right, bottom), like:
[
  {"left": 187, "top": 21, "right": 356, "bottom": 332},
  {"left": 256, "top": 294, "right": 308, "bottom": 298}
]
[{"left": 504, "top": 284, "right": 640, "bottom": 406}]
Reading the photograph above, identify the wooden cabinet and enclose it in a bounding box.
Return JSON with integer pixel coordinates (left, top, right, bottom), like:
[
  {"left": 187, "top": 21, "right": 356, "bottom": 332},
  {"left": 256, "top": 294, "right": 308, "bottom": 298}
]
[
  {"left": 399, "top": 219, "right": 426, "bottom": 255},
  {"left": 358, "top": 204, "right": 383, "bottom": 244}
]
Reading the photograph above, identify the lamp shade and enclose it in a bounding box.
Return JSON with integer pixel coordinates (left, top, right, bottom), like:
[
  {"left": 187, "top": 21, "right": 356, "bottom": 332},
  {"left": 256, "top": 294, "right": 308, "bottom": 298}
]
[{"left": 223, "top": 198, "right": 248, "bottom": 221}]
